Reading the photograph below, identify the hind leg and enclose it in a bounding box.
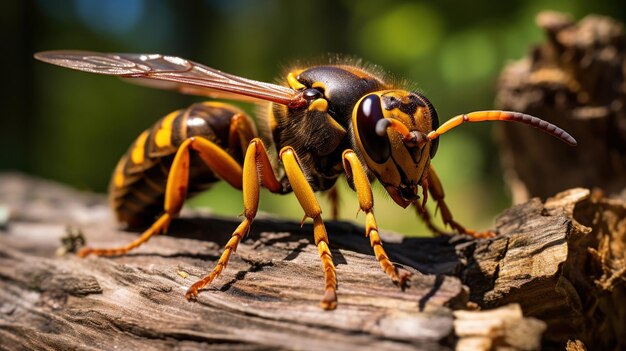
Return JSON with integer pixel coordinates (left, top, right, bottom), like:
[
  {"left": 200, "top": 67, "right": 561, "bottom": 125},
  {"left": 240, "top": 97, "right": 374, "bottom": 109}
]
[
  {"left": 79, "top": 136, "right": 247, "bottom": 257},
  {"left": 79, "top": 112, "right": 257, "bottom": 257}
]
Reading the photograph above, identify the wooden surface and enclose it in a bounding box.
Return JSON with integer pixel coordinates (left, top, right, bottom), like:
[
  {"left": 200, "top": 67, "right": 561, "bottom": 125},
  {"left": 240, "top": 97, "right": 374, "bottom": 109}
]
[{"left": 0, "top": 173, "right": 624, "bottom": 350}]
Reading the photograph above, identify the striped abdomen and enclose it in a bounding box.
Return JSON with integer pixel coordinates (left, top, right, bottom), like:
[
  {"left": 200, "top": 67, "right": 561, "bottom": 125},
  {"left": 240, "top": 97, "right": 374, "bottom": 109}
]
[{"left": 109, "top": 102, "right": 252, "bottom": 228}]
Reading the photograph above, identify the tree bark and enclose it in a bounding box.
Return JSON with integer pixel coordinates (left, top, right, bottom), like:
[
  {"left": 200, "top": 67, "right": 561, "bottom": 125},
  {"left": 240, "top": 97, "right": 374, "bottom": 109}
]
[
  {"left": 496, "top": 11, "right": 626, "bottom": 203},
  {"left": 0, "top": 173, "right": 624, "bottom": 350}
]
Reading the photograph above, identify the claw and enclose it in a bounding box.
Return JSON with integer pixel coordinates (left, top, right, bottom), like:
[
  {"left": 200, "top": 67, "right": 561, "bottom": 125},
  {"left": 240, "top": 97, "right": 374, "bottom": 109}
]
[
  {"left": 391, "top": 268, "right": 412, "bottom": 290},
  {"left": 320, "top": 288, "right": 337, "bottom": 310},
  {"left": 185, "top": 286, "right": 199, "bottom": 301},
  {"left": 77, "top": 247, "right": 93, "bottom": 258}
]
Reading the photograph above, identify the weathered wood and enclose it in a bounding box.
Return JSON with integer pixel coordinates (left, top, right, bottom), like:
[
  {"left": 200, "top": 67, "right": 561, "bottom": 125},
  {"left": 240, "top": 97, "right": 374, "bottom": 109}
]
[
  {"left": 0, "top": 173, "right": 467, "bottom": 351},
  {"left": 453, "top": 304, "right": 546, "bottom": 351},
  {"left": 493, "top": 13, "right": 626, "bottom": 349},
  {"left": 1, "top": 173, "right": 624, "bottom": 350},
  {"left": 496, "top": 11, "right": 626, "bottom": 203},
  {"left": 459, "top": 188, "right": 625, "bottom": 351}
]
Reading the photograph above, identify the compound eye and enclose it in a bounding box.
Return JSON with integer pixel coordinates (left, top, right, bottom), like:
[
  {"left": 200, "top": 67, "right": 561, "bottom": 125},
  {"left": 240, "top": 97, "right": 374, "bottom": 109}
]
[
  {"left": 356, "top": 94, "right": 391, "bottom": 164},
  {"left": 415, "top": 92, "right": 439, "bottom": 158}
]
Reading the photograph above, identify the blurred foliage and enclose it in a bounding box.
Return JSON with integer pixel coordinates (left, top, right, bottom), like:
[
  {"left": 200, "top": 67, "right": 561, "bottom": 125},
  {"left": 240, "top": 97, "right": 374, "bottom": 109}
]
[{"left": 4, "top": 0, "right": 625, "bottom": 235}]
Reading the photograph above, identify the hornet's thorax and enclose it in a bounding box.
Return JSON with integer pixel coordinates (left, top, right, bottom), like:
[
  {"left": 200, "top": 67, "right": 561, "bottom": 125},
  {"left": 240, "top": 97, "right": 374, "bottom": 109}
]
[{"left": 266, "top": 64, "right": 439, "bottom": 207}]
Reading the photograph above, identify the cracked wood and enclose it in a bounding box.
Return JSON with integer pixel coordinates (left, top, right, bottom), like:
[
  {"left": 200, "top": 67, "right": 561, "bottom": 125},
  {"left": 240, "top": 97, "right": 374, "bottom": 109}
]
[{"left": 1, "top": 173, "right": 624, "bottom": 350}]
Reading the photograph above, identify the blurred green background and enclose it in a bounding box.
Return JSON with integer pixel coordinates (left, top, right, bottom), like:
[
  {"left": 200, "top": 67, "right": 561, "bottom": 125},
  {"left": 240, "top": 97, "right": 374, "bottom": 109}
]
[{"left": 4, "top": 0, "right": 625, "bottom": 235}]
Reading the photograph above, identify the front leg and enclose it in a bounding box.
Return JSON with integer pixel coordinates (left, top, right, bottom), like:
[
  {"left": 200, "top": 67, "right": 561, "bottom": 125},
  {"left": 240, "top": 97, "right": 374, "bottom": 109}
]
[
  {"left": 423, "top": 165, "right": 495, "bottom": 239},
  {"left": 342, "top": 150, "right": 410, "bottom": 286}
]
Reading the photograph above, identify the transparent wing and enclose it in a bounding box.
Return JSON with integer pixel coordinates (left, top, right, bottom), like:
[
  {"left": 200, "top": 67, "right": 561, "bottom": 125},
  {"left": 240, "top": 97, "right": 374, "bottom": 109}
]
[{"left": 34, "top": 50, "right": 305, "bottom": 108}]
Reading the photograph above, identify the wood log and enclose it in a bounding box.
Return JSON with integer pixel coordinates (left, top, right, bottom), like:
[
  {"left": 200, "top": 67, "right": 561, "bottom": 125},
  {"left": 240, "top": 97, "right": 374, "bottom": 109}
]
[
  {"left": 0, "top": 173, "right": 624, "bottom": 350},
  {"left": 496, "top": 11, "right": 626, "bottom": 203}
]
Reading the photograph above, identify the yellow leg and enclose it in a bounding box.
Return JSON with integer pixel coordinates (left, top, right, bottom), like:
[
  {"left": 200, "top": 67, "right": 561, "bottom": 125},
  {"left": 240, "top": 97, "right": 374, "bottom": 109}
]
[
  {"left": 342, "top": 150, "right": 410, "bottom": 286},
  {"left": 228, "top": 113, "right": 258, "bottom": 157},
  {"left": 186, "top": 138, "right": 282, "bottom": 300},
  {"left": 425, "top": 165, "right": 495, "bottom": 239},
  {"left": 280, "top": 147, "right": 337, "bottom": 310},
  {"left": 78, "top": 136, "right": 245, "bottom": 257}
]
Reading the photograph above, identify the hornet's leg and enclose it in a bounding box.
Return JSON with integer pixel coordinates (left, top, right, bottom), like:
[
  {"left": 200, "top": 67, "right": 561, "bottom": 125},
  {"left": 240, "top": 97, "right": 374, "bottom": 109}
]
[
  {"left": 80, "top": 113, "right": 255, "bottom": 257},
  {"left": 422, "top": 165, "right": 495, "bottom": 239},
  {"left": 280, "top": 147, "right": 337, "bottom": 310},
  {"left": 413, "top": 175, "right": 453, "bottom": 236},
  {"left": 228, "top": 113, "right": 257, "bottom": 156},
  {"left": 342, "top": 150, "right": 410, "bottom": 286},
  {"left": 413, "top": 200, "right": 452, "bottom": 236},
  {"left": 186, "top": 138, "right": 283, "bottom": 300},
  {"left": 79, "top": 136, "right": 245, "bottom": 257}
]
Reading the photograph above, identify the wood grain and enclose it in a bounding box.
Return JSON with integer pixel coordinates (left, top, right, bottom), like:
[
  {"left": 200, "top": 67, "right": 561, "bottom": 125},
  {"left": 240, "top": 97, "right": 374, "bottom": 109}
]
[{"left": 1, "top": 173, "right": 624, "bottom": 350}]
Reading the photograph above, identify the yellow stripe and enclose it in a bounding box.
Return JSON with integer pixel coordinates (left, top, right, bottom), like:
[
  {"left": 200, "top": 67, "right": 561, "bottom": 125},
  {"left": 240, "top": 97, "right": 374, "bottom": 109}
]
[
  {"left": 287, "top": 71, "right": 306, "bottom": 90},
  {"left": 113, "top": 157, "right": 127, "bottom": 188},
  {"left": 308, "top": 98, "right": 328, "bottom": 112},
  {"left": 312, "top": 81, "right": 326, "bottom": 92},
  {"left": 414, "top": 107, "right": 424, "bottom": 128},
  {"left": 269, "top": 104, "right": 278, "bottom": 132},
  {"left": 155, "top": 111, "right": 179, "bottom": 148},
  {"left": 131, "top": 131, "right": 149, "bottom": 165}
]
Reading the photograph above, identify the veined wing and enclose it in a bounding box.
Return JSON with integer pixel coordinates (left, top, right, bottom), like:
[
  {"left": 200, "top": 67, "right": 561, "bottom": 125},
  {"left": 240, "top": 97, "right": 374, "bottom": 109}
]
[{"left": 34, "top": 50, "right": 306, "bottom": 108}]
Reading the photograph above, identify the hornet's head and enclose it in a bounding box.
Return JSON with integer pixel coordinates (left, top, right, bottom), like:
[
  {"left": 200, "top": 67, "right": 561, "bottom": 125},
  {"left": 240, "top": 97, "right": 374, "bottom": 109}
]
[
  {"left": 351, "top": 90, "right": 439, "bottom": 208},
  {"left": 351, "top": 88, "right": 578, "bottom": 209}
]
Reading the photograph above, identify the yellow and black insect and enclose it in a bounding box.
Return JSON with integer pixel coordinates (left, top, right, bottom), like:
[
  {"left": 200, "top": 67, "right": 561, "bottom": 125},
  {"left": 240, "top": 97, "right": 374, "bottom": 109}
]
[{"left": 35, "top": 51, "right": 576, "bottom": 310}]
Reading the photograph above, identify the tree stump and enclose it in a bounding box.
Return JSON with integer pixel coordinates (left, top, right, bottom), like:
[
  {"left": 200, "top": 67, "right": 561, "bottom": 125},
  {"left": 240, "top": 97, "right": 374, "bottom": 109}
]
[
  {"left": 496, "top": 11, "right": 626, "bottom": 203},
  {"left": 0, "top": 173, "right": 624, "bottom": 350}
]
